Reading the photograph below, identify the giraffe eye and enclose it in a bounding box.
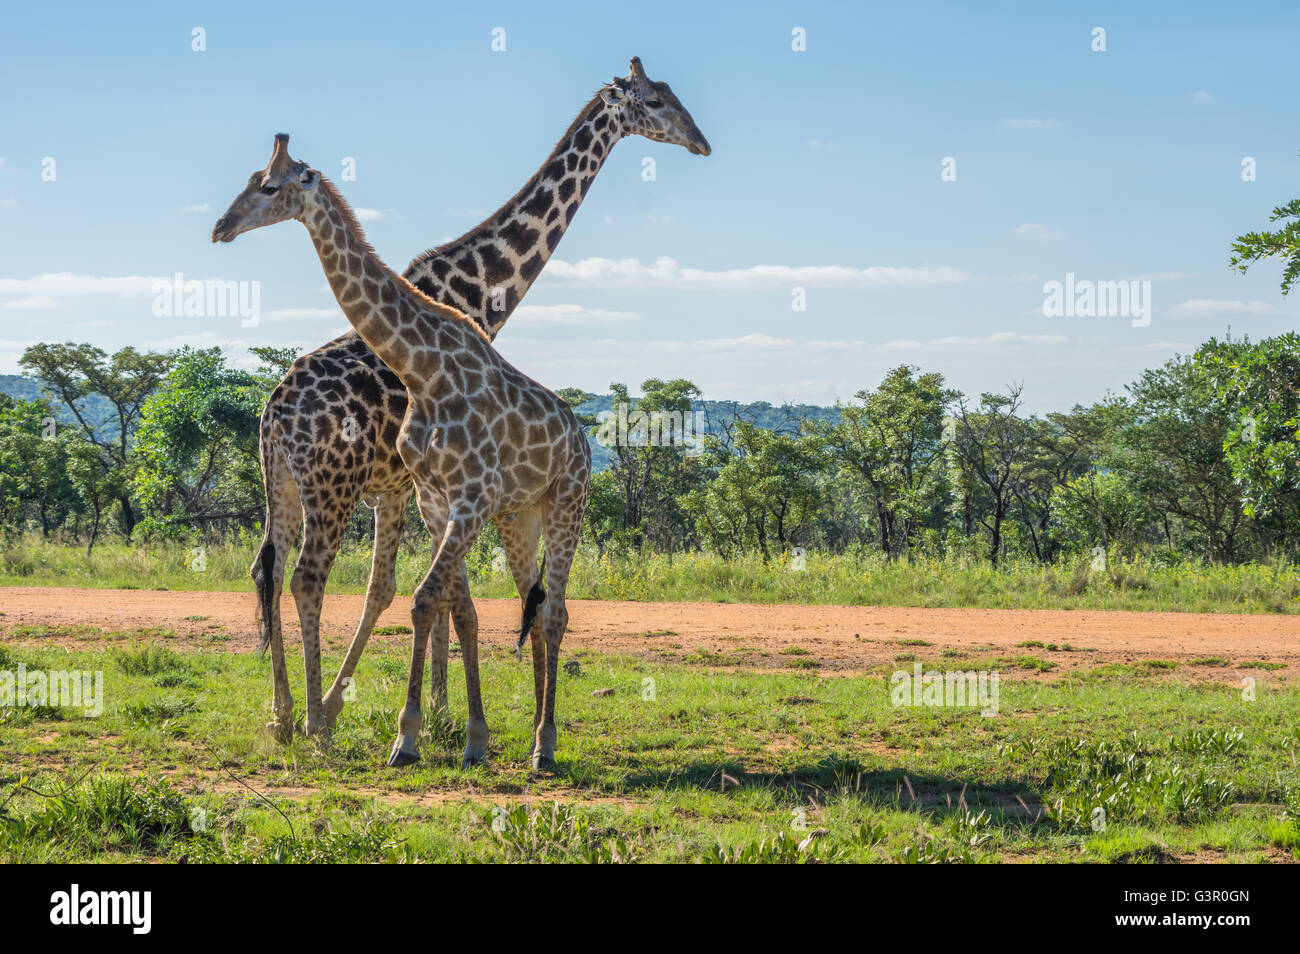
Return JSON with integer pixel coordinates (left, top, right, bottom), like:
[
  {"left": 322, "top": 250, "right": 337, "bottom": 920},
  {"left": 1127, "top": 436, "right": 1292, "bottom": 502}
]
[
  {"left": 260, "top": 185, "right": 280, "bottom": 196},
  {"left": 646, "top": 99, "right": 663, "bottom": 108}
]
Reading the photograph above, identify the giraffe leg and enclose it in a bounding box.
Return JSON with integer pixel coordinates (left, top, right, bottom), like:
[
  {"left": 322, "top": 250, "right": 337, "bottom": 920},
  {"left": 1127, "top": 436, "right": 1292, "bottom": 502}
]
[
  {"left": 415, "top": 493, "right": 454, "bottom": 741},
  {"left": 425, "top": 576, "right": 453, "bottom": 741},
  {"left": 388, "top": 491, "right": 488, "bottom": 767},
  {"left": 291, "top": 493, "right": 353, "bottom": 737},
  {"left": 532, "top": 493, "right": 584, "bottom": 771},
  {"left": 323, "top": 489, "right": 410, "bottom": 727},
  {"left": 388, "top": 568, "right": 432, "bottom": 768},
  {"left": 252, "top": 446, "right": 301, "bottom": 743},
  {"left": 447, "top": 562, "right": 489, "bottom": 767},
  {"left": 496, "top": 508, "right": 545, "bottom": 757}
]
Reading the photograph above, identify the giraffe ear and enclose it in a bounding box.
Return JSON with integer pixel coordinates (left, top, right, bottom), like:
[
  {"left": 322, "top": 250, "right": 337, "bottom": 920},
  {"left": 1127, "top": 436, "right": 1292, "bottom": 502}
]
[
  {"left": 600, "top": 83, "right": 627, "bottom": 107},
  {"left": 299, "top": 168, "right": 318, "bottom": 191}
]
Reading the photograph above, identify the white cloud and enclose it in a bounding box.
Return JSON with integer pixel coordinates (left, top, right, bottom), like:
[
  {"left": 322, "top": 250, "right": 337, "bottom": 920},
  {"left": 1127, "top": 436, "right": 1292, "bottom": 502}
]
[
  {"left": 1015, "top": 223, "right": 1065, "bottom": 243},
  {"left": 178, "top": 203, "right": 211, "bottom": 213},
  {"left": 1168, "top": 299, "right": 1274, "bottom": 317},
  {"left": 540, "top": 256, "right": 968, "bottom": 289},
  {"left": 512, "top": 304, "right": 639, "bottom": 326},
  {"left": 1192, "top": 90, "right": 1215, "bottom": 105},
  {"left": 495, "top": 331, "right": 1186, "bottom": 411},
  {"left": 880, "top": 331, "right": 1070, "bottom": 352},
  {"left": 0, "top": 337, "right": 37, "bottom": 370},
  {"left": 0, "top": 295, "right": 61, "bottom": 311},
  {"left": 1002, "top": 119, "right": 1061, "bottom": 130},
  {"left": 0, "top": 272, "right": 163, "bottom": 299},
  {"left": 353, "top": 208, "right": 384, "bottom": 221},
  {"left": 264, "top": 307, "right": 345, "bottom": 322}
]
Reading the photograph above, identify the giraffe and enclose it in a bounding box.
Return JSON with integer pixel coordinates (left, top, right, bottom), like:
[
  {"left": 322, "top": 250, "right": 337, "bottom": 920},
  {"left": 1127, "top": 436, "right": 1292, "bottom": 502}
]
[
  {"left": 249, "top": 57, "right": 709, "bottom": 742},
  {"left": 215, "top": 134, "right": 593, "bottom": 770}
]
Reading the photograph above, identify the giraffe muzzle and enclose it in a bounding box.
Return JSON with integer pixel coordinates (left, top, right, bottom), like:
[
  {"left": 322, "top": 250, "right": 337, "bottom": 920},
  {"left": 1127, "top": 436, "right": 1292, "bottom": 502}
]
[
  {"left": 686, "top": 129, "right": 711, "bottom": 157},
  {"left": 211, "top": 217, "right": 238, "bottom": 243}
]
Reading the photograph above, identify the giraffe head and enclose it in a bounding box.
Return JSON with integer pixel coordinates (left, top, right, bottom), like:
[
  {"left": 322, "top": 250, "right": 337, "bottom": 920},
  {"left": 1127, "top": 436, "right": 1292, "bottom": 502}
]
[
  {"left": 601, "top": 56, "right": 711, "bottom": 156},
  {"left": 211, "top": 134, "right": 320, "bottom": 243}
]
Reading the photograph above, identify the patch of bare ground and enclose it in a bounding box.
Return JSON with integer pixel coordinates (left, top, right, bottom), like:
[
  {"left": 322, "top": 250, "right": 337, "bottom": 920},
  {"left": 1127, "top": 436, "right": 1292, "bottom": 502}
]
[{"left": 1, "top": 587, "right": 1296, "bottom": 684}]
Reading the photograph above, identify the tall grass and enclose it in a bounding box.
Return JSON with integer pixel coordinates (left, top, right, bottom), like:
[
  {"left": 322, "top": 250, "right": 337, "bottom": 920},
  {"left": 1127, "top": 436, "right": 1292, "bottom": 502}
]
[{"left": 2, "top": 537, "right": 1299, "bottom": 613}]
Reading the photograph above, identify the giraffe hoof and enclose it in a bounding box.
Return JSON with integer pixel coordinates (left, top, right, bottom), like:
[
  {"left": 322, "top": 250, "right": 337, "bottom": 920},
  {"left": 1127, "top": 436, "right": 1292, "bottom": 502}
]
[
  {"left": 386, "top": 743, "right": 420, "bottom": 768},
  {"left": 530, "top": 753, "right": 557, "bottom": 773},
  {"left": 267, "top": 720, "right": 294, "bottom": 744}
]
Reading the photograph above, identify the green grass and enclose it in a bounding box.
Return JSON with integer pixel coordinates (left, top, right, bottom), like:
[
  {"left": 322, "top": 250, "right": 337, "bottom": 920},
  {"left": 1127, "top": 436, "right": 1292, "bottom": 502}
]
[
  {"left": 2, "top": 634, "right": 1298, "bottom": 863},
  {"left": 3, "top": 539, "right": 1300, "bottom": 613}
]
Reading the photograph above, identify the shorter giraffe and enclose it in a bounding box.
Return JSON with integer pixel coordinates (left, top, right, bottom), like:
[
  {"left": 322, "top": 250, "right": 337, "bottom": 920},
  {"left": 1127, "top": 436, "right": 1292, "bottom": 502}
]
[{"left": 213, "top": 136, "right": 591, "bottom": 770}]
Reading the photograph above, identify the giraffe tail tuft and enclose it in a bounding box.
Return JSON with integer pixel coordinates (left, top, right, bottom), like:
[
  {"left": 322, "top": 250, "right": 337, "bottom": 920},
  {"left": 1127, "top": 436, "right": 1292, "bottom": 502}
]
[
  {"left": 255, "top": 539, "right": 276, "bottom": 653},
  {"left": 516, "top": 582, "right": 546, "bottom": 659}
]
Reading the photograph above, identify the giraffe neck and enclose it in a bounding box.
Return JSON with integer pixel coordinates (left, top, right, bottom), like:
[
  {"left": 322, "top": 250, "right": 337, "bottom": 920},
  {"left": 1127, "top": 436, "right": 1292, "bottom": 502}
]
[
  {"left": 404, "top": 92, "right": 628, "bottom": 338},
  {"left": 302, "top": 177, "right": 480, "bottom": 389}
]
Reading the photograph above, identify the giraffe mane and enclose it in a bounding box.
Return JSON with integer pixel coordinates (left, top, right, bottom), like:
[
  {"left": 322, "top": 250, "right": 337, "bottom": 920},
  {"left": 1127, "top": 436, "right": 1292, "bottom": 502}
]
[
  {"left": 317, "top": 174, "right": 492, "bottom": 343},
  {"left": 408, "top": 90, "right": 609, "bottom": 264}
]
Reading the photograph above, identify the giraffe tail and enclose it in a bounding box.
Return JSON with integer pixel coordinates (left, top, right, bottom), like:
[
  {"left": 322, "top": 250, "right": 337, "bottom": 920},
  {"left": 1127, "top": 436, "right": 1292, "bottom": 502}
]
[
  {"left": 255, "top": 538, "right": 276, "bottom": 653},
  {"left": 516, "top": 582, "right": 546, "bottom": 660}
]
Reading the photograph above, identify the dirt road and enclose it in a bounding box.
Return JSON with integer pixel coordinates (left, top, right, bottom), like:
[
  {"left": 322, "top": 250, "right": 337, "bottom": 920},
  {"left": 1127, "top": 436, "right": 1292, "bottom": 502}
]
[{"left": 2, "top": 586, "right": 1297, "bottom": 680}]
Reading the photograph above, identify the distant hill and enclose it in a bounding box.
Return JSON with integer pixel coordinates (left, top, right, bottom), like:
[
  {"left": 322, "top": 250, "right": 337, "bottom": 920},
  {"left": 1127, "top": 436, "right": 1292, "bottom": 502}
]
[
  {"left": 0, "top": 373, "right": 120, "bottom": 435},
  {"left": 0, "top": 373, "right": 841, "bottom": 471},
  {"left": 0, "top": 373, "right": 44, "bottom": 403},
  {"left": 571, "top": 395, "right": 841, "bottom": 470}
]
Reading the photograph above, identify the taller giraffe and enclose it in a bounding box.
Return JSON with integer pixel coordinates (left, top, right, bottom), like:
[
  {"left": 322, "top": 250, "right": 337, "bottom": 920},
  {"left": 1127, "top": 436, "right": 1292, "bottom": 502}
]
[
  {"left": 249, "top": 58, "right": 709, "bottom": 739},
  {"left": 215, "top": 135, "right": 592, "bottom": 770}
]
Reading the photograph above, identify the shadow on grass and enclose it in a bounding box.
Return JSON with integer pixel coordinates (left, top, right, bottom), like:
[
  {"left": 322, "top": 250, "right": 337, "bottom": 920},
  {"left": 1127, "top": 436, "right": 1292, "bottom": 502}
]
[{"left": 551, "top": 754, "right": 1049, "bottom": 823}]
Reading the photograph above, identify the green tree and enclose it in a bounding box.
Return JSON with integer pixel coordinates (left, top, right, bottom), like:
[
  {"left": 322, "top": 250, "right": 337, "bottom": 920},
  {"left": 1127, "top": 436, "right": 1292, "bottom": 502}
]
[
  {"left": 691, "top": 422, "right": 824, "bottom": 562},
  {"left": 248, "top": 345, "right": 301, "bottom": 388},
  {"left": 0, "top": 395, "right": 78, "bottom": 539},
  {"left": 1014, "top": 400, "right": 1131, "bottom": 561},
  {"left": 19, "top": 342, "right": 171, "bottom": 537},
  {"left": 1119, "top": 354, "right": 1244, "bottom": 561},
  {"left": 1197, "top": 334, "right": 1300, "bottom": 530},
  {"left": 1050, "top": 471, "right": 1155, "bottom": 557},
  {"left": 951, "top": 386, "right": 1036, "bottom": 567},
  {"left": 132, "top": 347, "right": 263, "bottom": 536},
  {"left": 66, "top": 438, "right": 123, "bottom": 554},
  {"left": 582, "top": 469, "right": 629, "bottom": 558},
  {"left": 823, "top": 366, "right": 955, "bottom": 558},
  {"left": 1231, "top": 196, "right": 1300, "bottom": 295},
  {"left": 594, "top": 379, "right": 707, "bottom": 553}
]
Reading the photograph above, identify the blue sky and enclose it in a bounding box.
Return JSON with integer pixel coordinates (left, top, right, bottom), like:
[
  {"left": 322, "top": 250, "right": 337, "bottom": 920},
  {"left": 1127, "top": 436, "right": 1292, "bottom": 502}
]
[{"left": 2, "top": 0, "right": 1298, "bottom": 411}]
